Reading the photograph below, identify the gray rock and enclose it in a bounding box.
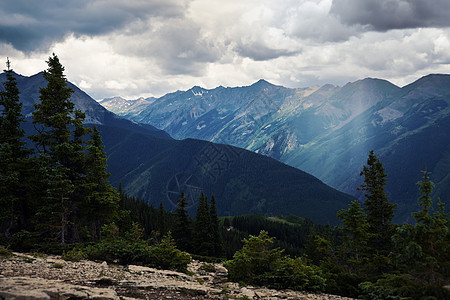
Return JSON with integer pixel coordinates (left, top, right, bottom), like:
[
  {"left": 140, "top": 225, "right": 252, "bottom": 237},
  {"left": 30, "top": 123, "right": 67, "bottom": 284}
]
[
  {"left": 240, "top": 287, "right": 256, "bottom": 299},
  {"left": 0, "top": 276, "right": 119, "bottom": 300}
]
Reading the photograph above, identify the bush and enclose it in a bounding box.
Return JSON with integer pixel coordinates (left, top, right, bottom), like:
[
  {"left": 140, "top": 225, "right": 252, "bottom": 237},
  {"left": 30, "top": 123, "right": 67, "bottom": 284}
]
[
  {"left": 199, "top": 263, "right": 216, "bottom": 273},
  {"left": 146, "top": 233, "right": 191, "bottom": 273},
  {"left": 62, "top": 247, "right": 88, "bottom": 262},
  {"left": 359, "top": 274, "right": 450, "bottom": 300},
  {"left": 262, "top": 257, "right": 326, "bottom": 293},
  {"left": 0, "top": 246, "right": 13, "bottom": 258},
  {"left": 225, "top": 231, "right": 284, "bottom": 283},
  {"left": 72, "top": 224, "right": 191, "bottom": 273},
  {"left": 9, "top": 230, "right": 40, "bottom": 251},
  {"left": 225, "top": 231, "right": 326, "bottom": 293}
]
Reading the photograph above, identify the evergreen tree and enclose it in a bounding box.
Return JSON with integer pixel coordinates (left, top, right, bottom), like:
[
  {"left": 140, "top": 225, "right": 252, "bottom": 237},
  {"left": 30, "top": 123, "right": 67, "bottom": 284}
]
[
  {"left": 172, "top": 192, "right": 192, "bottom": 252},
  {"left": 406, "top": 170, "right": 449, "bottom": 284},
  {"left": 194, "top": 193, "right": 213, "bottom": 256},
  {"left": 29, "top": 54, "right": 89, "bottom": 243},
  {"left": 0, "top": 58, "right": 32, "bottom": 240},
  {"left": 368, "top": 170, "right": 450, "bottom": 299},
  {"left": 337, "top": 200, "right": 369, "bottom": 273},
  {"left": 157, "top": 202, "right": 167, "bottom": 237},
  {"left": 30, "top": 54, "right": 76, "bottom": 155},
  {"left": 209, "top": 195, "right": 223, "bottom": 257},
  {"left": 358, "top": 150, "right": 396, "bottom": 253},
  {"left": 83, "top": 126, "right": 120, "bottom": 241}
]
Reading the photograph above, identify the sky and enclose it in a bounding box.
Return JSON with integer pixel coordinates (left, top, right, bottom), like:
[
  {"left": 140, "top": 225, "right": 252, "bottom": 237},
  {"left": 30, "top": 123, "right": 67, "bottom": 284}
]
[{"left": 1, "top": 0, "right": 450, "bottom": 100}]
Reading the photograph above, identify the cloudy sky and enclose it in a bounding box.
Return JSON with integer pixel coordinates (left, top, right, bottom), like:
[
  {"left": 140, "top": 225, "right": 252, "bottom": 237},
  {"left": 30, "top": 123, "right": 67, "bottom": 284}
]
[{"left": 1, "top": 0, "right": 450, "bottom": 99}]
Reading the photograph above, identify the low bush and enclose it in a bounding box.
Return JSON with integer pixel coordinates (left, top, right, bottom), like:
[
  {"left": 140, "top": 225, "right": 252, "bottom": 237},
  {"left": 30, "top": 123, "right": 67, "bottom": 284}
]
[
  {"left": 0, "top": 246, "right": 13, "bottom": 258},
  {"left": 225, "top": 231, "right": 326, "bottom": 293},
  {"left": 67, "top": 223, "right": 191, "bottom": 273}
]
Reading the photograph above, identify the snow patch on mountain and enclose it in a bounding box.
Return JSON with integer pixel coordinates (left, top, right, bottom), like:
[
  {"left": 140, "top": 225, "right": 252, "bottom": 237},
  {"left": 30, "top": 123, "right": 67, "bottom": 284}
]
[{"left": 196, "top": 123, "right": 206, "bottom": 130}]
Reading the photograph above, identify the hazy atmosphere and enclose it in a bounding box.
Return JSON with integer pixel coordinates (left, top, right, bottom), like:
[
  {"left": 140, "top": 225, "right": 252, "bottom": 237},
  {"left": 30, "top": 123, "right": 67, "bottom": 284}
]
[{"left": 1, "top": 0, "right": 450, "bottom": 99}]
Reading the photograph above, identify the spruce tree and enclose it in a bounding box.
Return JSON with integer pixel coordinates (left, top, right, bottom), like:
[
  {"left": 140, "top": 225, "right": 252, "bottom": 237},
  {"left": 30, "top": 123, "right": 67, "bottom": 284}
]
[
  {"left": 157, "top": 202, "right": 167, "bottom": 238},
  {"left": 30, "top": 54, "right": 89, "bottom": 243},
  {"left": 389, "top": 170, "right": 450, "bottom": 295},
  {"left": 0, "top": 58, "right": 32, "bottom": 240},
  {"left": 358, "top": 150, "right": 396, "bottom": 253},
  {"left": 173, "top": 192, "right": 192, "bottom": 252},
  {"left": 409, "top": 170, "right": 449, "bottom": 283},
  {"left": 194, "top": 193, "right": 213, "bottom": 256},
  {"left": 209, "top": 195, "right": 223, "bottom": 257},
  {"left": 337, "top": 200, "right": 369, "bottom": 272},
  {"left": 83, "top": 126, "right": 120, "bottom": 241},
  {"left": 30, "top": 54, "right": 76, "bottom": 155}
]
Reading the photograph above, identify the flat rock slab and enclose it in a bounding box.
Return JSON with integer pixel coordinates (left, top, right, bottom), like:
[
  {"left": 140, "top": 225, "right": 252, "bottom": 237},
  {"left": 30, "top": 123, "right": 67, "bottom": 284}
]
[{"left": 0, "top": 276, "right": 119, "bottom": 300}]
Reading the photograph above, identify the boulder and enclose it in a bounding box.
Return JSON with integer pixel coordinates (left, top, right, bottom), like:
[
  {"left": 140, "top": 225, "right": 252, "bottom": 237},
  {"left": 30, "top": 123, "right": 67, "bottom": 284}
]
[{"left": 240, "top": 287, "right": 256, "bottom": 299}]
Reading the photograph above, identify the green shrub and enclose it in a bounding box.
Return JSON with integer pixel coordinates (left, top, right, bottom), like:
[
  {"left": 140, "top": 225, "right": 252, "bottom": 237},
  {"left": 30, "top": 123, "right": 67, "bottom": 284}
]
[
  {"left": 262, "top": 257, "right": 326, "bottom": 293},
  {"left": 225, "top": 231, "right": 284, "bottom": 283},
  {"left": 191, "top": 254, "right": 223, "bottom": 263},
  {"left": 9, "top": 230, "right": 40, "bottom": 251},
  {"left": 73, "top": 224, "right": 191, "bottom": 273},
  {"left": 359, "top": 274, "right": 450, "bottom": 300},
  {"left": 62, "top": 248, "right": 88, "bottom": 262},
  {"left": 0, "top": 246, "right": 13, "bottom": 258},
  {"left": 225, "top": 231, "right": 326, "bottom": 293},
  {"left": 52, "top": 262, "right": 65, "bottom": 269},
  {"left": 146, "top": 233, "right": 191, "bottom": 273},
  {"left": 199, "top": 263, "right": 216, "bottom": 273}
]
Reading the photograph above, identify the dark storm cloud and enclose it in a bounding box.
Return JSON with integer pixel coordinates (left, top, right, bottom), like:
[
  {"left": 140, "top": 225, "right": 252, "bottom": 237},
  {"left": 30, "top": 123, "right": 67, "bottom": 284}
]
[
  {"left": 331, "top": 0, "right": 450, "bottom": 31},
  {"left": 113, "top": 18, "right": 222, "bottom": 76},
  {"left": 0, "top": 0, "right": 189, "bottom": 52},
  {"left": 235, "top": 41, "right": 299, "bottom": 61}
]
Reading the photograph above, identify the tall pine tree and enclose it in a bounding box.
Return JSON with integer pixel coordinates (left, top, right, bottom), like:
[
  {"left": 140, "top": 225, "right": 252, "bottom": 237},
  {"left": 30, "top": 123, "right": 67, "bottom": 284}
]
[
  {"left": 337, "top": 200, "right": 370, "bottom": 273},
  {"left": 194, "top": 193, "right": 213, "bottom": 256},
  {"left": 209, "top": 195, "right": 223, "bottom": 257},
  {"left": 358, "top": 150, "right": 396, "bottom": 253},
  {"left": 83, "top": 126, "right": 120, "bottom": 241},
  {"left": 0, "top": 58, "right": 32, "bottom": 240},
  {"left": 408, "top": 170, "right": 449, "bottom": 284},
  {"left": 172, "top": 192, "right": 193, "bottom": 252},
  {"left": 157, "top": 202, "right": 167, "bottom": 238},
  {"left": 384, "top": 170, "right": 450, "bottom": 297},
  {"left": 30, "top": 54, "right": 89, "bottom": 243}
]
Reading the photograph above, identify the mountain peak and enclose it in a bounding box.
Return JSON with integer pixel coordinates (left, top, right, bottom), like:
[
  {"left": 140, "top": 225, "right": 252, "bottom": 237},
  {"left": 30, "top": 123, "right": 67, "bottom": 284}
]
[
  {"left": 252, "top": 79, "right": 273, "bottom": 87},
  {"left": 189, "top": 85, "right": 208, "bottom": 96},
  {"left": 401, "top": 73, "right": 450, "bottom": 97}
]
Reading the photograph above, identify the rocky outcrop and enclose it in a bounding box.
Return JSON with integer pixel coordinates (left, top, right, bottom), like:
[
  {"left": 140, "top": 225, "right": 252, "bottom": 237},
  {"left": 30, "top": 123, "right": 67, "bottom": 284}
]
[
  {"left": 0, "top": 276, "right": 119, "bottom": 300},
  {"left": 0, "top": 253, "right": 356, "bottom": 299}
]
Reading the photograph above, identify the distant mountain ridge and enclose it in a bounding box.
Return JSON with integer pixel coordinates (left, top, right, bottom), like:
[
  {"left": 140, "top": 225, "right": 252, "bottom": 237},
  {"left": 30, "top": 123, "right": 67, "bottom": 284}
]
[
  {"left": 101, "top": 74, "right": 450, "bottom": 222},
  {"left": 1, "top": 72, "right": 170, "bottom": 139},
  {"left": 0, "top": 71, "right": 355, "bottom": 224}
]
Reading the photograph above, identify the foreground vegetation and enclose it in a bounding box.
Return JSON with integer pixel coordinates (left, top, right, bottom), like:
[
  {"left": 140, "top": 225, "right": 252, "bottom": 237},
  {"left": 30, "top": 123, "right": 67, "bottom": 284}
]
[{"left": 0, "top": 56, "right": 449, "bottom": 299}]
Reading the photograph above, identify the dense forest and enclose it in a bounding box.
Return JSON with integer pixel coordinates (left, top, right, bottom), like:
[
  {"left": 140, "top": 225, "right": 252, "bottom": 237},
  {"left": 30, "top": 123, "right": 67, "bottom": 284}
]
[{"left": 0, "top": 55, "right": 449, "bottom": 299}]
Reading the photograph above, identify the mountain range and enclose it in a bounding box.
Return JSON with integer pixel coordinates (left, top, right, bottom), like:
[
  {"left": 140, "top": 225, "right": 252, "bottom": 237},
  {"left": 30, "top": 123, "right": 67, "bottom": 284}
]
[
  {"left": 0, "top": 72, "right": 355, "bottom": 224},
  {"left": 100, "top": 74, "right": 450, "bottom": 222}
]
